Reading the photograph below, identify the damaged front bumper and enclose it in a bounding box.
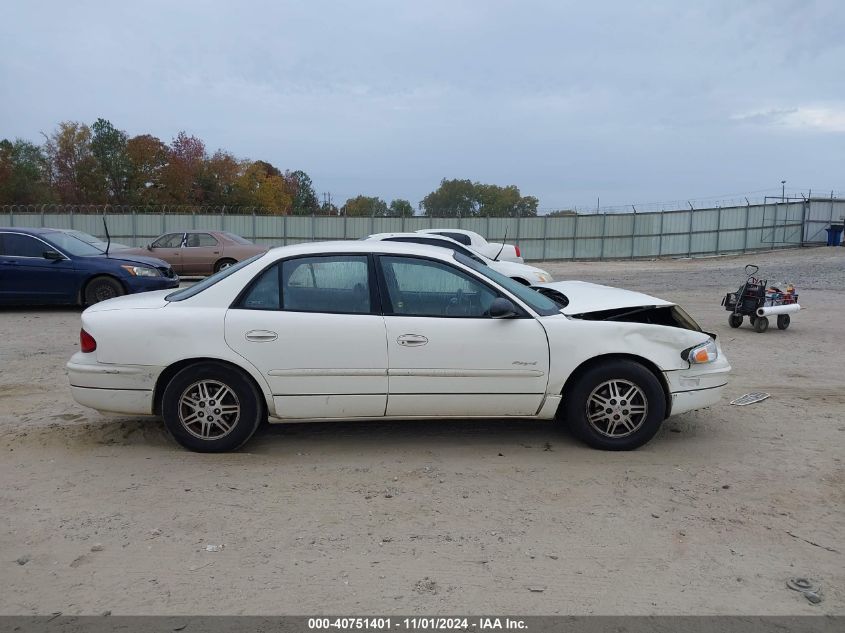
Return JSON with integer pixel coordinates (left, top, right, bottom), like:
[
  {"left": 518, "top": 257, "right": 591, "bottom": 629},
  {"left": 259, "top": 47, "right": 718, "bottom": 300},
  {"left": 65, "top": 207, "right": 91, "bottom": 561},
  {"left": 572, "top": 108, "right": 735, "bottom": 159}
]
[{"left": 663, "top": 352, "right": 731, "bottom": 416}]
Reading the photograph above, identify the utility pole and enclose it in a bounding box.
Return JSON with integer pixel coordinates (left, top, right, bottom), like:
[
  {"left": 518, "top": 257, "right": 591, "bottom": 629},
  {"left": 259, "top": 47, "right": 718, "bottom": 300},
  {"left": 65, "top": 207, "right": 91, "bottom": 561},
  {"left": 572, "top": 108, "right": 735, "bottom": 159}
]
[{"left": 781, "top": 180, "right": 786, "bottom": 202}]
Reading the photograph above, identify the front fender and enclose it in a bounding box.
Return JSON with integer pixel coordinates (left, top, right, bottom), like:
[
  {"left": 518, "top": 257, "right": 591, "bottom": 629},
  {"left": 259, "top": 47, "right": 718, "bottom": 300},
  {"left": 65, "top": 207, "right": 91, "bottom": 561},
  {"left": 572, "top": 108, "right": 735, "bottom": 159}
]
[{"left": 539, "top": 314, "right": 713, "bottom": 395}]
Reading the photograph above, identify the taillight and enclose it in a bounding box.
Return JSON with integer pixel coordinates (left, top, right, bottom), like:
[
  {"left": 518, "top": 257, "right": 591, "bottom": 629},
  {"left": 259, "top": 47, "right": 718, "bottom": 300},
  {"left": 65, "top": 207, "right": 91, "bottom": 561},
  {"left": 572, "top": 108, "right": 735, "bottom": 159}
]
[
  {"left": 80, "top": 329, "right": 97, "bottom": 353},
  {"left": 515, "top": 245, "right": 521, "bottom": 258}
]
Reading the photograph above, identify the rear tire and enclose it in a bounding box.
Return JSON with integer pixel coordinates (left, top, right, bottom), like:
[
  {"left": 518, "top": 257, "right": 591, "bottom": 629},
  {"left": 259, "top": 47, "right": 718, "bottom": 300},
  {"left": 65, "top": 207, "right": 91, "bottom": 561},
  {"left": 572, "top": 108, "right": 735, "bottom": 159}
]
[
  {"left": 728, "top": 314, "right": 743, "bottom": 328},
  {"left": 214, "top": 258, "right": 236, "bottom": 273},
  {"left": 83, "top": 276, "right": 124, "bottom": 305},
  {"left": 753, "top": 316, "right": 769, "bottom": 333},
  {"left": 562, "top": 359, "right": 666, "bottom": 451},
  {"left": 161, "top": 362, "right": 263, "bottom": 452},
  {"left": 777, "top": 314, "right": 791, "bottom": 330}
]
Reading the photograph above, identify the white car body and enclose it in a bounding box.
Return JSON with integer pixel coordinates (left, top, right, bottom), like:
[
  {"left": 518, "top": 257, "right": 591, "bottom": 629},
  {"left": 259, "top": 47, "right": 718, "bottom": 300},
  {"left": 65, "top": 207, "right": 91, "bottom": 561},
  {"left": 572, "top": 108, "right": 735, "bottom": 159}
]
[
  {"left": 67, "top": 241, "right": 730, "bottom": 451},
  {"left": 416, "top": 228, "right": 524, "bottom": 263},
  {"left": 365, "top": 232, "right": 553, "bottom": 284}
]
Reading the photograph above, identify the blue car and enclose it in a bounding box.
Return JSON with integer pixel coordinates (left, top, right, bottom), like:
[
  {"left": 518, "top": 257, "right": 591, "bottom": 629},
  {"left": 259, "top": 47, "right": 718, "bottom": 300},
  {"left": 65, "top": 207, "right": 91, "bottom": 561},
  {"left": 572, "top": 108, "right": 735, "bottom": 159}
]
[{"left": 0, "top": 227, "right": 180, "bottom": 306}]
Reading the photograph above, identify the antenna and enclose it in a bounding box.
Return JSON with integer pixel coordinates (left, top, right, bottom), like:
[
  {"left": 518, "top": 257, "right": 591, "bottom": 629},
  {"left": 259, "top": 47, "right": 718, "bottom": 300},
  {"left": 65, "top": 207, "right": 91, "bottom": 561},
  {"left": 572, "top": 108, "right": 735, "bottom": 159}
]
[
  {"left": 102, "top": 214, "right": 111, "bottom": 256},
  {"left": 494, "top": 225, "right": 507, "bottom": 261}
]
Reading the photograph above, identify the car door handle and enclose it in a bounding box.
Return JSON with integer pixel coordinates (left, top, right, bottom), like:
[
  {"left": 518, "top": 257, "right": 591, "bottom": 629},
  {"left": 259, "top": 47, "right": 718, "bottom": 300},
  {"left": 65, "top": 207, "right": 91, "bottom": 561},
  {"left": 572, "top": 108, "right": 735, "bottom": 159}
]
[
  {"left": 397, "top": 334, "right": 428, "bottom": 347},
  {"left": 245, "top": 330, "right": 278, "bottom": 342}
]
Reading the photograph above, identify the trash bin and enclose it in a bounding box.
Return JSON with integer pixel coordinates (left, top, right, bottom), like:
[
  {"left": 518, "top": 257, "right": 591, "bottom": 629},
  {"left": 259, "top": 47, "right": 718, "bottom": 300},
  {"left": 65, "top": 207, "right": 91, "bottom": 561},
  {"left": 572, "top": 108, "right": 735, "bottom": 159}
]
[{"left": 826, "top": 224, "right": 844, "bottom": 246}]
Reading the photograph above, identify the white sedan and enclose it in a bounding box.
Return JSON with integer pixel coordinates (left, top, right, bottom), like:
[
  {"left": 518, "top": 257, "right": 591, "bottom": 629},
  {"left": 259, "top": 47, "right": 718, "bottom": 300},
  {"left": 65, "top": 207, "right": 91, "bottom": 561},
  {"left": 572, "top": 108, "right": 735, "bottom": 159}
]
[
  {"left": 365, "top": 232, "right": 553, "bottom": 284},
  {"left": 416, "top": 228, "right": 524, "bottom": 263},
  {"left": 67, "top": 241, "right": 730, "bottom": 453}
]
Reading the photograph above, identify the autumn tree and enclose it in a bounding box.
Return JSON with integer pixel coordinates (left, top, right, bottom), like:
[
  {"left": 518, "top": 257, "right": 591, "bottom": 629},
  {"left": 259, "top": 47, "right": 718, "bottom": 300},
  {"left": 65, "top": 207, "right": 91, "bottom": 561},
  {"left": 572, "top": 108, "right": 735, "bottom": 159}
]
[
  {"left": 232, "top": 160, "right": 292, "bottom": 213},
  {"left": 343, "top": 195, "right": 388, "bottom": 217},
  {"left": 0, "top": 139, "right": 54, "bottom": 204},
  {"left": 90, "top": 118, "right": 129, "bottom": 202},
  {"left": 197, "top": 150, "right": 240, "bottom": 205},
  {"left": 160, "top": 131, "right": 206, "bottom": 204},
  {"left": 43, "top": 121, "right": 105, "bottom": 203},
  {"left": 125, "top": 134, "right": 168, "bottom": 204}
]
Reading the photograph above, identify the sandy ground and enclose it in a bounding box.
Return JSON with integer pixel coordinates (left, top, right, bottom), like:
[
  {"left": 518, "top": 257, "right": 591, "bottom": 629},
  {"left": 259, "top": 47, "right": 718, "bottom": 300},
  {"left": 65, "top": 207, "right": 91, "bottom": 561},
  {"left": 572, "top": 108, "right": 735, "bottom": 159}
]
[{"left": 0, "top": 247, "right": 843, "bottom": 615}]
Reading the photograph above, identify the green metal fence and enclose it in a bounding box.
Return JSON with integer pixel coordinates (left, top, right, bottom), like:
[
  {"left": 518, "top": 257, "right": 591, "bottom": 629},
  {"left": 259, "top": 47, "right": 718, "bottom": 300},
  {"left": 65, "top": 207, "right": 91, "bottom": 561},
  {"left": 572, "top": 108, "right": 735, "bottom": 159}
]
[{"left": 3, "top": 199, "right": 841, "bottom": 261}]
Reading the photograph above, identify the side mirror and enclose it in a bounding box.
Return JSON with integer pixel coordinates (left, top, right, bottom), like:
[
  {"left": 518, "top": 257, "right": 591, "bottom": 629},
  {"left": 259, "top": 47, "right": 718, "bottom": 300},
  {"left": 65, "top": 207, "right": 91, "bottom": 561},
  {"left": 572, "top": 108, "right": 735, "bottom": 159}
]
[
  {"left": 43, "top": 250, "right": 64, "bottom": 261},
  {"left": 146, "top": 243, "right": 153, "bottom": 251},
  {"left": 489, "top": 297, "right": 518, "bottom": 319}
]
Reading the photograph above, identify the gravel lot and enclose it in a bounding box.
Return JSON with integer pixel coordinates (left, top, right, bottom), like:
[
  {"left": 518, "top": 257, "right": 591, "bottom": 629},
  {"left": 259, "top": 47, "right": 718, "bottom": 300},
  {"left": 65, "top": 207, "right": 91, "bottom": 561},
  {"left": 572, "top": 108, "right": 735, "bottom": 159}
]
[{"left": 1, "top": 247, "right": 843, "bottom": 615}]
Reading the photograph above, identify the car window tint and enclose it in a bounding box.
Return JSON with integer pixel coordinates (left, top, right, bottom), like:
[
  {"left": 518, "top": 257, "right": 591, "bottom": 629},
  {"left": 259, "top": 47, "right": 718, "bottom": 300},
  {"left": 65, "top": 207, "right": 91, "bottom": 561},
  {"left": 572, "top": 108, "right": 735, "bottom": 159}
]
[
  {"left": 454, "top": 253, "right": 559, "bottom": 316},
  {"left": 152, "top": 233, "right": 183, "bottom": 248},
  {"left": 282, "top": 256, "right": 370, "bottom": 314},
  {"left": 187, "top": 233, "right": 217, "bottom": 247},
  {"left": 1, "top": 233, "right": 46, "bottom": 257},
  {"left": 434, "top": 231, "right": 471, "bottom": 245},
  {"left": 238, "top": 264, "right": 281, "bottom": 310},
  {"left": 379, "top": 255, "right": 496, "bottom": 318}
]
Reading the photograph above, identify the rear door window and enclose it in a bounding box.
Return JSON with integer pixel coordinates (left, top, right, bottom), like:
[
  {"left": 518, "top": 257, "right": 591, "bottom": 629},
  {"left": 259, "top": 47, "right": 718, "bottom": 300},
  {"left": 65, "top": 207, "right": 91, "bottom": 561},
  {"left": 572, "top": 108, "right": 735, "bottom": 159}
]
[
  {"left": 282, "top": 255, "right": 371, "bottom": 314},
  {"left": 186, "top": 233, "right": 218, "bottom": 247},
  {"left": 236, "top": 255, "right": 373, "bottom": 314}
]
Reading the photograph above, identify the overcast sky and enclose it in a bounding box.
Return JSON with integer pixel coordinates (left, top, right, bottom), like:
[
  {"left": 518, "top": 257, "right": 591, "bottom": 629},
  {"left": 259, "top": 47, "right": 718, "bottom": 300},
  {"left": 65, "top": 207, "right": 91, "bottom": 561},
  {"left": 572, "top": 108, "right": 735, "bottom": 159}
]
[{"left": 1, "top": 1, "right": 843, "bottom": 211}]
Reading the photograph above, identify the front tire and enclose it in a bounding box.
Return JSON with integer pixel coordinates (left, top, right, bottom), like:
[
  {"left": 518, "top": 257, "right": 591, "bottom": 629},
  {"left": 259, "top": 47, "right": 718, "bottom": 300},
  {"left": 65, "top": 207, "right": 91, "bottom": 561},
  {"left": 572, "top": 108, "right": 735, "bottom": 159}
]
[
  {"left": 777, "top": 314, "right": 790, "bottom": 330},
  {"left": 83, "top": 276, "right": 124, "bottom": 305},
  {"left": 161, "top": 362, "right": 264, "bottom": 452},
  {"left": 562, "top": 360, "right": 666, "bottom": 451},
  {"left": 728, "top": 314, "right": 743, "bottom": 328},
  {"left": 753, "top": 316, "right": 769, "bottom": 333}
]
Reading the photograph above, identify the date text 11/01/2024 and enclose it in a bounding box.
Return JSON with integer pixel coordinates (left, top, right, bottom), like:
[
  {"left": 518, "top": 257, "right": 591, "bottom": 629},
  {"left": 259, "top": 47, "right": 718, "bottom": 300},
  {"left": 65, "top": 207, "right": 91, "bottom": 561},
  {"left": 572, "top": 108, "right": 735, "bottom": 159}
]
[{"left": 308, "top": 618, "right": 528, "bottom": 630}]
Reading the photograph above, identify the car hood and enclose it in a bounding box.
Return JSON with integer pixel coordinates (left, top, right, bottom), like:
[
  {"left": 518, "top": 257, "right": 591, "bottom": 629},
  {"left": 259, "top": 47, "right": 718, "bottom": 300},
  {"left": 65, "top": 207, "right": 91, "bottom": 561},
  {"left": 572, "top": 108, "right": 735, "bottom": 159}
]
[
  {"left": 533, "top": 280, "right": 673, "bottom": 315},
  {"left": 85, "top": 253, "right": 172, "bottom": 268}
]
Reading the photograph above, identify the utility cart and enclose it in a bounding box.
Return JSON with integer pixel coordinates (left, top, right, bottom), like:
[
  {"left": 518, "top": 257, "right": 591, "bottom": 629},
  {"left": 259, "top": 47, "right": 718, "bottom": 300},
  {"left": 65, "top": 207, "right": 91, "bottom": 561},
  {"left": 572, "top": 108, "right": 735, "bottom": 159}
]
[{"left": 721, "top": 264, "right": 800, "bottom": 333}]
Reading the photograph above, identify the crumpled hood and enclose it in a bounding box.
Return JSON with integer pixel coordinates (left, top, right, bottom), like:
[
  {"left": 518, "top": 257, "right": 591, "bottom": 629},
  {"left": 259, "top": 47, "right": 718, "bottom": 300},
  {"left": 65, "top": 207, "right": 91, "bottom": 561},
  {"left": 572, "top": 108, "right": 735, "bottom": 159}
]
[
  {"left": 534, "top": 280, "right": 673, "bottom": 315},
  {"left": 85, "top": 253, "right": 172, "bottom": 268}
]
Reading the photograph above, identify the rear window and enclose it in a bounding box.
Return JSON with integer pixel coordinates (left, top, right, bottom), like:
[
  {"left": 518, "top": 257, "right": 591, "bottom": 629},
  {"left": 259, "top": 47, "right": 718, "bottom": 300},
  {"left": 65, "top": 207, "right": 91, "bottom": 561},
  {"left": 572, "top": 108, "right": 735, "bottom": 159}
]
[
  {"left": 224, "top": 232, "right": 253, "bottom": 245},
  {"left": 166, "top": 254, "right": 263, "bottom": 301}
]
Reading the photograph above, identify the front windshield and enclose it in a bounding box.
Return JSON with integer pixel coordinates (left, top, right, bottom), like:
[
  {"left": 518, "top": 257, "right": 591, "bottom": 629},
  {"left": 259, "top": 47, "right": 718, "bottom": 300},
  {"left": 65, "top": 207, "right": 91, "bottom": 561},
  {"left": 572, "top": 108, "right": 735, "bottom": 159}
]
[
  {"left": 45, "top": 232, "right": 107, "bottom": 257},
  {"left": 166, "top": 253, "right": 264, "bottom": 301},
  {"left": 455, "top": 252, "right": 560, "bottom": 316}
]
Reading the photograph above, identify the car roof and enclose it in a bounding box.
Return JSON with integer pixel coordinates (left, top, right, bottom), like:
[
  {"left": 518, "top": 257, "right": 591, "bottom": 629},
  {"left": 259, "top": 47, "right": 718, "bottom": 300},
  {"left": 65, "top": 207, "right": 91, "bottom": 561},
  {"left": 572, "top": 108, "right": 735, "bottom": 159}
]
[
  {"left": 368, "top": 232, "right": 462, "bottom": 244},
  {"left": 0, "top": 226, "right": 59, "bottom": 235},
  {"left": 417, "top": 228, "right": 477, "bottom": 236},
  {"left": 266, "top": 239, "right": 460, "bottom": 260}
]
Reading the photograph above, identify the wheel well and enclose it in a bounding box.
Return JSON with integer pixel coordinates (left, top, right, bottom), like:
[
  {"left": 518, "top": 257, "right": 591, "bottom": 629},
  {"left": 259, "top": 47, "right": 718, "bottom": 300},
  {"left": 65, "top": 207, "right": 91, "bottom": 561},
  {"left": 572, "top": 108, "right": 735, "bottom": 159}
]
[
  {"left": 559, "top": 353, "right": 672, "bottom": 418},
  {"left": 215, "top": 257, "right": 236, "bottom": 270},
  {"left": 153, "top": 357, "right": 267, "bottom": 417},
  {"left": 79, "top": 274, "right": 127, "bottom": 305}
]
